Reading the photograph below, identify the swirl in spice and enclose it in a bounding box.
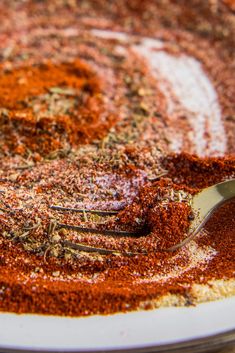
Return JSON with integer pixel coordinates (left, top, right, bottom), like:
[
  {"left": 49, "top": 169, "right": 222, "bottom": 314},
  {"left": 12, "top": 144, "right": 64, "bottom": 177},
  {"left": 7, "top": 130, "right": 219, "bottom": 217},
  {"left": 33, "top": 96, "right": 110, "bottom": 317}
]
[{"left": 0, "top": 0, "right": 234, "bottom": 316}]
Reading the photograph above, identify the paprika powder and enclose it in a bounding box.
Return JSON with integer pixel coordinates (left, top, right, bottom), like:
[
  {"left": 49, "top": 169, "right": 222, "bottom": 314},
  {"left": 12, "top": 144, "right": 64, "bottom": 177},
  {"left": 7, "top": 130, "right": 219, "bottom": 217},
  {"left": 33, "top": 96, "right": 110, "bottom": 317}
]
[{"left": 0, "top": 0, "right": 234, "bottom": 317}]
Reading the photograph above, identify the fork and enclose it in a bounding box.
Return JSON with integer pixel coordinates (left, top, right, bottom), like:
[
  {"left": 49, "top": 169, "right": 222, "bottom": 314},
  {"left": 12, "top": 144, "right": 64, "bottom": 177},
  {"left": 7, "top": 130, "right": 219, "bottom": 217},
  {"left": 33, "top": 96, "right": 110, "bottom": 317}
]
[
  {"left": 50, "top": 179, "right": 235, "bottom": 254},
  {"left": 166, "top": 178, "right": 235, "bottom": 251}
]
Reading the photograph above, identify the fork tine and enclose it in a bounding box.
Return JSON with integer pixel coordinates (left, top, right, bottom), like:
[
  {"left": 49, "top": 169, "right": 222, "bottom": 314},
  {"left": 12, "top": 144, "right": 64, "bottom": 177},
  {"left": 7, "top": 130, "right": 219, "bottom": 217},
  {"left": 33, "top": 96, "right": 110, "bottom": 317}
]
[
  {"left": 57, "top": 223, "right": 139, "bottom": 237},
  {"left": 50, "top": 205, "right": 118, "bottom": 216},
  {"left": 62, "top": 240, "right": 138, "bottom": 256}
]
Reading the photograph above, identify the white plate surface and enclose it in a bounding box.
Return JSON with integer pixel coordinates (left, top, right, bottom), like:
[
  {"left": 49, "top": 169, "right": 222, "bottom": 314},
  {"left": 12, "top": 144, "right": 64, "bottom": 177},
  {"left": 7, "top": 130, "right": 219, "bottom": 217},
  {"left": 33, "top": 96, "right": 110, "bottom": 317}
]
[{"left": 0, "top": 296, "right": 234, "bottom": 352}]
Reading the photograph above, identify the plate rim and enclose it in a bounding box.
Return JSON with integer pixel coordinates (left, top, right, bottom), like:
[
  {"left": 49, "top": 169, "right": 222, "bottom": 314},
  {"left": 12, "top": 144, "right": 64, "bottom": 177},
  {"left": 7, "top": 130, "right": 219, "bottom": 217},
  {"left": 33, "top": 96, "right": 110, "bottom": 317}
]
[
  {"left": 0, "top": 328, "right": 234, "bottom": 353},
  {"left": 0, "top": 297, "right": 235, "bottom": 353}
]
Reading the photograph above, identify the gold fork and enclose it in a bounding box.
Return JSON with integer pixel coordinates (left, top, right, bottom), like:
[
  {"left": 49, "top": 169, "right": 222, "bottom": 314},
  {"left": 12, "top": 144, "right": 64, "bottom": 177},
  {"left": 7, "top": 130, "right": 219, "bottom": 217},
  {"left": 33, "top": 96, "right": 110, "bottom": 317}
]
[{"left": 50, "top": 179, "right": 235, "bottom": 254}]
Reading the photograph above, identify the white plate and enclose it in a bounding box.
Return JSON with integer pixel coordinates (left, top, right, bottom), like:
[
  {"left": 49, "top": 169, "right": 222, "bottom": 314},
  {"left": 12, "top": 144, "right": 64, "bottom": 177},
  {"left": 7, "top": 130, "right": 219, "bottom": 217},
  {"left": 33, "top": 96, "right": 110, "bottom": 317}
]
[{"left": 0, "top": 296, "right": 234, "bottom": 352}]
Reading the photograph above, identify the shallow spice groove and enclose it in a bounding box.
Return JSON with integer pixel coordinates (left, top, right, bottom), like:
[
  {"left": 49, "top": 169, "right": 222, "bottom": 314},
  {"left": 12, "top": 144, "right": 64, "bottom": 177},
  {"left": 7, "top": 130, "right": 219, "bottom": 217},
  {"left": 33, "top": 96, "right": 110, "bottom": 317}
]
[{"left": 0, "top": 0, "right": 234, "bottom": 316}]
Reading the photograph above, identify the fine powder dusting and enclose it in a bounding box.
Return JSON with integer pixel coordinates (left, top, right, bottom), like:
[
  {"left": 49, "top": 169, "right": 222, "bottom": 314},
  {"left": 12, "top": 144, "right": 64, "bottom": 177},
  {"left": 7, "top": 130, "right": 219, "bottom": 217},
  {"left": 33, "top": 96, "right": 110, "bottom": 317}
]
[
  {"left": 92, "top": 29, "right": 227, "bottom": 156},
  {"left": 134, "top": 43, "right": 226, "bottom": 156},
  {"left": 136, "top": 240, "right": 217, "bottom": 284}
]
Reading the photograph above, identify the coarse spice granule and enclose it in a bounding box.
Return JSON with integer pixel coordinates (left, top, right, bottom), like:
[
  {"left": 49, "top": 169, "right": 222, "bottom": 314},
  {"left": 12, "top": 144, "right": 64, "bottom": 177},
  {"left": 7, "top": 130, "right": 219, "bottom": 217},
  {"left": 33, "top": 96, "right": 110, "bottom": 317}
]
[{"left": 0, "top": 0, "right": 234, "bottom": 316}]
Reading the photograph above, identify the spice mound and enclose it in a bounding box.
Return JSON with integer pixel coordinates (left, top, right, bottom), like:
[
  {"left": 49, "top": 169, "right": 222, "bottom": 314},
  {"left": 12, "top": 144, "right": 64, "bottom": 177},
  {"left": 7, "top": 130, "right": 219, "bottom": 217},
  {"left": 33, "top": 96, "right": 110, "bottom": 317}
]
[
  {"left": 108, "top": 179, "right": 193, "bottom": 251},
  {"left": 0, "top": 60, "right": 115, "bottom": 156},
  {"left": 0, "top": 0, "right": 234, "bottom": 317}
]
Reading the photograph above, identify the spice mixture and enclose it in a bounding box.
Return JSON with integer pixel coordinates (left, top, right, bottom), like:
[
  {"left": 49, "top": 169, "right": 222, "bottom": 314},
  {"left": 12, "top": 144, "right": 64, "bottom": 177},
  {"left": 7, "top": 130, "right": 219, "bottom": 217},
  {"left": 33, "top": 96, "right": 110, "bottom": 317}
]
[
  {"left": 0, "top": 0, "right": 234, "bottom": 316},
  {"left": 0, "top": 60, "right": 115, "bottom": 156}
]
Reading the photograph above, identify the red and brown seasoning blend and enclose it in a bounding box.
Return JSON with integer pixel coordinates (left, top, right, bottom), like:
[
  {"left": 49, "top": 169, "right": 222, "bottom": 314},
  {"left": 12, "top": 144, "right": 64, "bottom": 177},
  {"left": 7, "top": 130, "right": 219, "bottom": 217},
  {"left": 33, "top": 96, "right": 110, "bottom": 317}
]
[{"left": 0, "top": 0, "right": 234, "bottom": 316}]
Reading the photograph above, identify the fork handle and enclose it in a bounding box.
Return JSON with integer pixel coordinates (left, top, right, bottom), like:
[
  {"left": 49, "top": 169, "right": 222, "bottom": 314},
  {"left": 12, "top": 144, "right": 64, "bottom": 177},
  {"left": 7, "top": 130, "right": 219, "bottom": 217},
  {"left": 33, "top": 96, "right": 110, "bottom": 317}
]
[
  {"left": 191, "top": 179, "right": 235, "bottom": 233},
  {"left": 166, "top": 179, "right": 235, "bottom": 252},
  {"left": 216, "top": 179, "right": 235, "bottom": 199}
]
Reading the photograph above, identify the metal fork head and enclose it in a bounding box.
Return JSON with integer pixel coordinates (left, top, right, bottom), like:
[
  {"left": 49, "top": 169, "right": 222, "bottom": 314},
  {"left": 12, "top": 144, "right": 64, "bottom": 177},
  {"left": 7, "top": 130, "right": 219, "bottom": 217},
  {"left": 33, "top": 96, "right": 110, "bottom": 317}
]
[
  {"left": 50, "top": 179, "right": 235, "bottom": 254},
  {"left": 166, "top": 179, "right": 235, "bottom": 251}
]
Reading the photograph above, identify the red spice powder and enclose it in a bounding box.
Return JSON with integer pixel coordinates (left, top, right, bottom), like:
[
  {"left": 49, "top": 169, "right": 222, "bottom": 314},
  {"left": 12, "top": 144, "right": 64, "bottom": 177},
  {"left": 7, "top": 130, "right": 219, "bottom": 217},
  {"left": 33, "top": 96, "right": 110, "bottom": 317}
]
[
  {"left": 109, "top": 178, "right": 192, "bottom": 250},
  {"left": 0, "top": 60, "right": 115, "bottom": 156},
  {"left": 163, "top": 153, "right": 235, "bottom": 189},
  {"left": 0, "top": 0, "right": 234, "bottom": 317},
  {"left": 0, "top": 154, "right": 234, "bottom": 316}
]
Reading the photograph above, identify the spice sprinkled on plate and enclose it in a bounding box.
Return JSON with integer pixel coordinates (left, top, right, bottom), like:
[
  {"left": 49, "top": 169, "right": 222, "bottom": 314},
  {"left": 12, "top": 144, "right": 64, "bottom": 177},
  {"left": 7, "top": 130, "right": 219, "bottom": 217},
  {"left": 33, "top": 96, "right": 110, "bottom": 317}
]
[{"left": 0, "top": 0, "right": 234, "bottom": 317}]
